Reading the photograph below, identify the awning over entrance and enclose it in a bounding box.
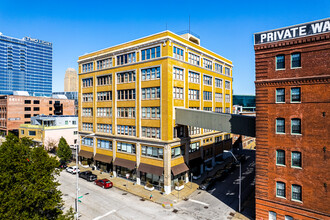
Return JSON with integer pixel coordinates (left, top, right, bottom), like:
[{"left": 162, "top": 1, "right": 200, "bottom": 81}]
[
  {"left": 113, "top": 158, "right": 136, "bottom": 170},
  {"left": 138, "top": 163, "right": 163, "bottom": 176},
  {"left": 79, "top": 150, "right": 93, "bottom": 159},
  {"left": 172, "top": 163, "right": 189, "bottom": 176},
  {"left": 94, "top": 154, "right": 112, "bottom": 163}
]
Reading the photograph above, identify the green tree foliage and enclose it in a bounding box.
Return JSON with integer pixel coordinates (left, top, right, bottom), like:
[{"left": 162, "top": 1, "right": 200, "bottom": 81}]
[
  {"left": 0, "top": 133, "right": 73, "bottom": 220},
  {"left": 57, "top": 137, "right": 72, "bottom": 163}
]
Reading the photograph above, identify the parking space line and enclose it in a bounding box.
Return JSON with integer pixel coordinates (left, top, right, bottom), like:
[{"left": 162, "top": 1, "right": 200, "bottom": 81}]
[
  {"left": 93, "top": 210, "right": 116, "bottom": 220},
  {"left": 188, "top": 199, "right": 210, "bottom": 207}
]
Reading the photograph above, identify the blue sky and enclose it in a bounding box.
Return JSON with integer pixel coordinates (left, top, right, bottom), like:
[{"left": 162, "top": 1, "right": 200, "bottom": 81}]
[{"left": 0, "top": 0, "right": 329, "bottom": 95}]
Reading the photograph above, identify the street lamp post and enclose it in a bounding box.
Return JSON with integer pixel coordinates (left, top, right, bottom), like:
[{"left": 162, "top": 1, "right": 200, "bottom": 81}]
[
  {"left": 75, "top": 133, "right": 95, "bottom": 220},
  {"left": 224, "top": 150, "right": 241, "bottom": 213}
]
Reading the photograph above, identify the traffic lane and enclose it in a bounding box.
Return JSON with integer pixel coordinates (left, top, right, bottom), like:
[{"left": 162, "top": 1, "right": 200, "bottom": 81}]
[
  {"left": 206, "top": 151, "right": 255, "bottom": 210},
  {"left": 58, "top": 171, "right": 191, "bottom": 220}
]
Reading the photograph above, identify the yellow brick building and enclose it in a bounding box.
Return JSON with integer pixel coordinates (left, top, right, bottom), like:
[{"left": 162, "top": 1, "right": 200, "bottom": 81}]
[{"left": 77, "top": 31, "right": 233, "bottom": 194}]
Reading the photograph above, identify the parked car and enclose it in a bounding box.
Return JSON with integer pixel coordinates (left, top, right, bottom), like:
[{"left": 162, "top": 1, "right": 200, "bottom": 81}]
[
  {"left": 79, "top": 171, "right": 97, "bottom": 182},
  {"left": 66, "top": 166, "right": 80, "bottom": 174},
  {"left": 58, "top": 161, "right": 67, "bottom": 169},
  {"left": 94, "top": 179, "right": 113, "bottom": 189},
  {"left": 199, "top": 177, "right": 214, "bottom": 190}
]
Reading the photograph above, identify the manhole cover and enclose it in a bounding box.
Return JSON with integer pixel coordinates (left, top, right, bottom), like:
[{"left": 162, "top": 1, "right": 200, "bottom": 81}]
[
  {"left": 229, "top": 212, "right": 235, "bottom": 216},
  {"left": 198, "top": 192, "right": 201, "bottom": 194},
  {"left": 122, "top": 193, "right": 127, "bottom": 195},
  {"left": 63, "top": 194, "right": 68, "bottom": 196},
  {"left": 204, "top": 206, "right": 209, "bottom": 209},
  {"left": 172, "top": 209, "right": 178, "bottom": 213},
  {"left": 140, "top": 198, "right": 145, "bottom": 201}
]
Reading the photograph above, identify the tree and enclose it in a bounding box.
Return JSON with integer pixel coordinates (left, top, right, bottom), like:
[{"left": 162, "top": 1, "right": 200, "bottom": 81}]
[
  {"left": 0, "top": 133, "right": 73, "bottom": 220},
  {"left": 57, "top": 137, "right": 72, "bottom": 163}
]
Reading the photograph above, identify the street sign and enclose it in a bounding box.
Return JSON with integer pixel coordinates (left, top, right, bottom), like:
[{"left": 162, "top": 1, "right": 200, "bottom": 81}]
[{"left": 126, "top": 174, "right": 130, "bottom": 179}]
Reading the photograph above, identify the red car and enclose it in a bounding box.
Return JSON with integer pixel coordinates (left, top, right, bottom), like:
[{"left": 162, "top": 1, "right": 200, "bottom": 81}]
[{"left": 94, "top": 179, "right": 113, "bottom": 189}]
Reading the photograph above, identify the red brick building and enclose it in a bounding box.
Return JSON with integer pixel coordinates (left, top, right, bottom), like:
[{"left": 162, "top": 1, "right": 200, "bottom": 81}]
[
  {"left": 0, "top": 95, "right": 75, "bottom": 136},
  {"left": 254, "top": 18, "right": 330, "bottom": 219}
]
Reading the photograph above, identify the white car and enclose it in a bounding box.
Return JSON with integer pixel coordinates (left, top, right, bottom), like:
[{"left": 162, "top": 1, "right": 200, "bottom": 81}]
[{"left": 66, "top": 166, "right": 80, "bottom": 174}]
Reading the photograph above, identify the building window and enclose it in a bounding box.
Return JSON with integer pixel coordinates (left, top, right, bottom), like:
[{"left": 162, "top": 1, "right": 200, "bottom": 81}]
[
  {"left": 188, "top": 71, "right": 200, "bottom": 83},
  {"left": 291, "top": 151, "right": 302, "bottom": 168},
  {"left": 203, "top": 75, "right": 212, "bottom": 86},
  {"left": 173, "top": 67, "right": 184, "bottom": 80},
  {"left": 21, "top": 130, "right": 24, "bottom": 135},
  {"left": 173, "top": 126, "right": 184, "bottom": 138},
  {"left": 276, "top": 55, "right": 285, "bottom": 70},
  {"left": 173, "top": 46, "right": 184, "bottom": 60},
  {"left": 117, "top": 125, "right": 136, "bottom": 136},
  {"left": 82, "top": 138, "right": 93, "bottom": 146},
  {"left": 25, "top": 100, "right": 31, "bottom": 104},
  {"left": 141, "top": 67, "right": 160, "bottom": 80},
  {"left": 33, "top": 107, "right": 39, "bottom": 111},
  {"left": 97, "top": 124, "right": 112, "bottom": 133},
  {"left": 117, "top": 89, "right": 135, "bottom": 100},
  {"left": 25, "top": 107, "right": 31, "bottom": 111},
  {"left": 292, "top": 184, "right": 302, "bottom": 202},
  {"left": 82, "top": 108, "right": 93, "bottom": 117},
  {"left": 73, "top": 131, "right": 78, "bottom": 135},
  {"left": 291, "top": 87, "right": 301, "bottom": 102},
  {"left": 28, "top": 130, "right": 36, "bottom": 136},
  {"left": 49, "top": 101, "right": 52, "bottom": 104},
  {"left": 117, "top": 71, "right": 135, "bottom": 83},
  {"left": 82, "top": 78, "right": 93, "bottom": 87},
  {"left": 203, "top": 107, "right": 212, "bottom": 111},
  {"left": 188, "top": 52, "right": 200, "bottom": 65},
  {"left": 276, "top": 150, "right": 285, "bottom": 165},
  {"left": 276, "top": 88, "right": 285, "bottom": 103},
  {"left": 171, "top": 146, "right": 181, "bottom": 158},
  {"left": 225, "top": 94, "right": 230, "bottom": 103},
  {"left": 215, "top": 78, "right": 222, "bottom": 88},
  {"left": 33, "top": 100, "right": 40, "bottom": 104},
  {"left": 117, "top": 142, "right": 136, "bottom": 154},
  {"left": 141, "top": 107, "right": 160, "bottom": 119},
  {"left": 276, "top": 118, "right": 285, "bottom": 134},
  {"left": 285, "top": 216, "right": 293, "bottom": 220},
  {"left": 203, "top": 91, "right": 212, "bottom": 101},
  {"left": 97, "top": 107, "right": 112, "bottom": 117},
  {"left": 215, "top": 93, "right": 223, "bottom": 102},
  {"left": 225, "top": 67, "right": 230, "bottom": 76},
  {"left": 72, "top": 121, "right": 77, "bottom": 125},
  {"left": 269, "top": 211, "right": 277, "bottom": 220},
  {"left": 225, "top": 107, "right": 231, "bottom": 113},
  {"left": 215, "top": 63, "right": 223, "bottom": 73},
  {"left": 203, "top": 58, "right": 212, "bottom": 70},
  {"left": 188, "top": 126, "right": 200, "bottom": 135},
  {"left": 97, "top": 91, "right": 112, "bottom": 101},
  {"left": 97, "top": 58, "right": 112, "bottom": 70},
  {"left": 141, "top": 46, "right": 160, "bottom": 61},
  {"left": 117, "top": 107, "right": 135, "bottom": 118},
  {"left": 189, "top": 142, "right": 200, "bottom": 153},
  {"left": 82, "top": 62, "right": 93, "bottom": 73},
  {"left": 116, "top": 52, "right": 136, "bottom": 66},
  {"left": 82, "top": 123, "right": 93, "bottom": 131},
  {"left": 276, "top": 182, "right": 286, "bottom": 198},
  {"left": 291, "top": 118, "right": 301, "bottom": 134},
  {"left": 24, "top": 114, "right": 31, "bottom": 118},
  {"left": 188, "top": 89, "right": 199, "bottom": 100},
  {"left": 291, "top": 52, "right": 301, "bottom": 68},
  {"left": 141, "top": 146, "right": 163, "bottom": 159},
  {"left": 82, "top": 93, "right": 93, "bottom": 102},
  {"left": 225, "top": 81, "right": 230, "bottom": 90},
  {"left": 141, "top": 127, "right": 160, "bottom": 139},
  {"left": 141, "top": 87, "right": 160, "bottom": 100},
  {"left": 173, "top": 87, "right": 183, "bottom": 99},
  {"left": 97, "top": 139, "right": 112, "bottom": 150},
  {"left": 215, "top": 136, "right": 222, "bottom": 143},
  {"left": 215, "top": 107, "right": 223, "bottom": 113},
  {"left": 97, "top": 74, "right": 112, "bottom": 86}
]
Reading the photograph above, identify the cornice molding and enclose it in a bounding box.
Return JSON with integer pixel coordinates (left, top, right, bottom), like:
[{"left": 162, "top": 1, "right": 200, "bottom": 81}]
[{"left": 255, "top": 75, "right": 330, "bottom": 87}]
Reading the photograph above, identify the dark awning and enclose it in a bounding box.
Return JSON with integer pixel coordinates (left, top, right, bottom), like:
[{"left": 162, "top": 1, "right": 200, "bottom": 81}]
[
  {"left": 94, "top": 154, "right": 112, "bottom": 163},
  {"left": 79, "top": 150, "right": 93, "bottom": 159},
  {"left": 171, "top": 163, "right": 189, "bottom": 176},
  {"left": 113, "top": 158, "right": 136, "bottom": 170},
  {"left": 138, "top": 163, "right": 163, "bottom": 176}
]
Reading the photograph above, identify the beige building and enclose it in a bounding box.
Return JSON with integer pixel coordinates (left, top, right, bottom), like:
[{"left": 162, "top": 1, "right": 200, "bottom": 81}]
[{"left": 64, "top": 68, "right": 78, "bottom": 92}]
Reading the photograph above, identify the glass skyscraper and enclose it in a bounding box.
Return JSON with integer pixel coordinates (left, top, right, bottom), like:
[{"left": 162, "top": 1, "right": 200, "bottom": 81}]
[{"left": 0, "top": 33, "right": 52, "bottom": 96}]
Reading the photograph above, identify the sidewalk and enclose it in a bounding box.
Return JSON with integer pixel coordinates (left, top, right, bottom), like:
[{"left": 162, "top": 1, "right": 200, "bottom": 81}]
[{"left": 68, "top": 162, "right": 199, "bottom": 206}]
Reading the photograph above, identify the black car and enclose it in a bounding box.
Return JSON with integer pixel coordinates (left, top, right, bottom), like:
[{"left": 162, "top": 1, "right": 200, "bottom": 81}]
[{"left": 79, "top": 171, "right": 97, "bottom": 182}]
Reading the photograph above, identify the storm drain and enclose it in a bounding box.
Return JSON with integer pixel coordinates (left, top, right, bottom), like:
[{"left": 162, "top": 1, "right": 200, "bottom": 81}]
[
  {"left": 183, "top": 198, "right": 188, "bottom": 201},
  {"left": 140, "top": 198, "right": 145, "bottom": 201},
  {"left": 122, "top": 193, "right": 127, "bottom": 195},
  {"left": 172, "top": 209, "right": 178, "bottom": 213},
  {"left": 63, "top": 194, "right": 68, "bottom": 196},
  {"left": 229, "top": 212, "right": 235, "bottom": 216},
  {"left": 204, "top": 206, "right": 209, "bottom": 209}
]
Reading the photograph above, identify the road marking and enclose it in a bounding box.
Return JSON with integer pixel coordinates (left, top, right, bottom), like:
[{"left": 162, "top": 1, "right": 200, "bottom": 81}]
[
  {"left": 188, "top": 199, "right": 210, "bottom": 207},
  {"left": 93, "top": 210, "right": 116, "bottom": 220}
]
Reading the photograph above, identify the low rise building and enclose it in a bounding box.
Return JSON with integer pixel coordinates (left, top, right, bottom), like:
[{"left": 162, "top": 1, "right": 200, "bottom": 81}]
[
  {"left": 0, "top": 94, "right": 75, "bottom": 136},
  {"left": 19, "top": 115, "right": 78, "bottom": 150}
]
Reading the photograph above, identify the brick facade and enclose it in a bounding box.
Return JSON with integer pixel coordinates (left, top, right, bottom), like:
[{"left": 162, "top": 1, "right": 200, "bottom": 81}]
[{"left": 254, "top": 29, "right": 330, "bottom": 219}]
